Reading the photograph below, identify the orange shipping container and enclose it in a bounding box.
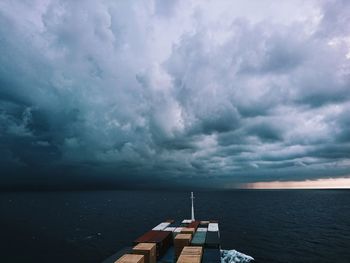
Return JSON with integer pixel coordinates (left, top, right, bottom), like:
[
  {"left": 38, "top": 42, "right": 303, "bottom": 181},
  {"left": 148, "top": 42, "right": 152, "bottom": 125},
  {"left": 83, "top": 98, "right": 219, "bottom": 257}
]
[
  {"left": 181, "top": 246, "right": 203, "bottom": 256},
  {"left": 174, "top": 234, "right": 192, "bottom": 258},
  {"left": 115, "top": 254, "right": 144, "bottom": 263},
  {"left": 132, "top": 243, "right": 156, "bottom": 263},
  {"left": 176, "top": 255, "right": 201, "bottom": 263},
  {"left": 180, "top": 228, "right": 195, "bottom": 235}
]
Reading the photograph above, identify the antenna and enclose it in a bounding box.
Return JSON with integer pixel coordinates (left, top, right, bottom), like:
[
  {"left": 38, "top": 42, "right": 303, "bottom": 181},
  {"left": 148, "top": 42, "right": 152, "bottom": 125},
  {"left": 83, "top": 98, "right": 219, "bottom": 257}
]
[{"left": 191, "top": 192, "right": 195, "bottom": 221}]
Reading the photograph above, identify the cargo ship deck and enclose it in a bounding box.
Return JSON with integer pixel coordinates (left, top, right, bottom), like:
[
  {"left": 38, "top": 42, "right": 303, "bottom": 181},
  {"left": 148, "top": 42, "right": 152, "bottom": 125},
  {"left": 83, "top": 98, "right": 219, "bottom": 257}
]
[{"left": 102, "top": 193, "right": 221, "bottom": 263}]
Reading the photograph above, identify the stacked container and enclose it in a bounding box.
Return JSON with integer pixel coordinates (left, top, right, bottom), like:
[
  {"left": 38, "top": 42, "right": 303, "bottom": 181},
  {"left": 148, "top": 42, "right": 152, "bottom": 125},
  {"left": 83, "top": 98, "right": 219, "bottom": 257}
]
[
  {"left": 132, "top": 243, "right": 156, "bottom": 263},
  {"left": 174, "top": 227, "right": 183, "bottom": 233},
  {"left": 115, "top": 254, "right": 144, "bottom": 263},
  {"left": 180, "top": 219, "right": 191, "bottom": 227},
  {"left": 207, "top": 223, "right": 219, "bottom": 232},
  {"left": 174, "top": 234, "right": 192, "bottom": 258},
  {"left": 162, "top": 226, "right": 177, "bottom": 239},
  {"left": 134, "top": 231, "right": 157, "bottom": 243},
  {"left": 180, "top": 228, "right": 195, "bottom": 235},
  {"left": 187, "top": 221, "right": 200, "bottom": 230},
  {"left": 158, "top": 246, "right": 175, "bottom": 263},
  {"left": 102, "top": 247, "right": 133, "bottom": 263},
  {"left": 176, "top": 246, "right": 203, "bottom": 263},
  {"left": 134, "top": 231, "right": 172, "bottom": 258},
  {"left": 173, "top": 227, "right": 183, "bottom": 238},
  {"left": 199, "top": 221, "right": 210, "bottom": 226},
  {"left": 181, "top": 246, "right": 203, "bottom": 257},
  {"left": 190, "top": 231, "right": 207, "bottom": 246},
  {"left": 205, "top": 223, "right": 220, "bottom": 248},
  {"left": 152, "top": 222, "right": 171, "bottom": 231},
  {"left": 202, "top": 248, "right": 221, "bottom": 263},
  {"left": 163, "top": 227, "right": 176, "bottom": 232},
  {"left": 205, "top": 233, "right": 220, "bottom": 248}
]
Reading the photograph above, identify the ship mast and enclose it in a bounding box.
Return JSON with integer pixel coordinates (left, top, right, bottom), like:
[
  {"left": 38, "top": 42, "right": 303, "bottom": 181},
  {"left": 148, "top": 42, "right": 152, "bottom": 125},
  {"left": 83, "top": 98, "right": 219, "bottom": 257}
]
[{"left": 191, "top": 192, "right": 195, "bottom": 221}]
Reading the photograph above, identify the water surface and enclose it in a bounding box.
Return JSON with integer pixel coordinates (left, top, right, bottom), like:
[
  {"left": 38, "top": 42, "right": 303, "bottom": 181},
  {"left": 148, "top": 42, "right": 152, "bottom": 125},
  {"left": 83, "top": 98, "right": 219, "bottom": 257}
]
[{"left": 1, "top": 190, "right": 349, "bottom": 263}]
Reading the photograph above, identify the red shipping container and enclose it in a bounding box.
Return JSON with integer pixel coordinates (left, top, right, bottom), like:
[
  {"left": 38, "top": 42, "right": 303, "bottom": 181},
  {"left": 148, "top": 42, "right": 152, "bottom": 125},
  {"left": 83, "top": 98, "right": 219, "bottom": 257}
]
[
  {"left": 134, "top": 231, "right": 159, "bottom": 243},
  {"left": 187, "top": 221, "right": 200, "bottom": 230},
  {"left": 134, "top": 231, "right": 172, "bottom": 259}
]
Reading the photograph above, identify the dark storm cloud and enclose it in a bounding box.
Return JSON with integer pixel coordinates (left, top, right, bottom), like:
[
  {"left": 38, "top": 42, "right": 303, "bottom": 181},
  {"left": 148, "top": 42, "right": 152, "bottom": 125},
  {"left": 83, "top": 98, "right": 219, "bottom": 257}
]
[{"left": 0, "top": 0, "right": 350, "bottom": 189}]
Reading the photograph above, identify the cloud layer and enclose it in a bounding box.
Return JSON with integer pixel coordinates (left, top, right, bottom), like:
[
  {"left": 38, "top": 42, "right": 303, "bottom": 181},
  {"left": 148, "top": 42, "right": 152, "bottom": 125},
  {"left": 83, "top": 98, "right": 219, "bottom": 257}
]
[{"left": 1, "top": 0, "right": 350, "bottom": 189}]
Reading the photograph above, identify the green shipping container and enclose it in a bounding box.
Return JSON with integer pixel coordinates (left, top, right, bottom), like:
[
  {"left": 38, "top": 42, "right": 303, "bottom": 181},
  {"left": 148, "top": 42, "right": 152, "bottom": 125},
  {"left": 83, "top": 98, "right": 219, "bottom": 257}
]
[{"left": 191, "top": 231, "right": 207, "bottom": 246}]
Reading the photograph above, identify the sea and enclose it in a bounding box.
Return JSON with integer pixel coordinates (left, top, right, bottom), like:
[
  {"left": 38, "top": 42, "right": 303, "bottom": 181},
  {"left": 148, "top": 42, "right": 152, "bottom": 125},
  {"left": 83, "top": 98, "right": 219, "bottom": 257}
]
[{"left": 0, "top": 190, "right": 349, "bottom": 263}]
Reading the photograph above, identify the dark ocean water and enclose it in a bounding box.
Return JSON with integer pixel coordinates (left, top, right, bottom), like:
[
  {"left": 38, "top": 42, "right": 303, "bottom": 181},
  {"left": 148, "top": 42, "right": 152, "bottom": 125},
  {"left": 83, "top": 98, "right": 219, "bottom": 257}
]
[{"left": 0, "top": 190, "right": 349, "bottom": 263}]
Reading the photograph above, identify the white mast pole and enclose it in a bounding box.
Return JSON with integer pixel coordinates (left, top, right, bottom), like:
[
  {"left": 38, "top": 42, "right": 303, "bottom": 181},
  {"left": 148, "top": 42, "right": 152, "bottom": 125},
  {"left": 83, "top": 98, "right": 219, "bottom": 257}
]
[{"left": 191, "top": 192, "right": 195, "bottom": 221}]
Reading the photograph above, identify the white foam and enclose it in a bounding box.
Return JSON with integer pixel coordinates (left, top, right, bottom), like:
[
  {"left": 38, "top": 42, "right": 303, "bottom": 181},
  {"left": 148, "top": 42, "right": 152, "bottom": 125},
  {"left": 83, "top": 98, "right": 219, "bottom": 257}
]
[{"left": 221, "top": 249, "right": 254, "bottom": 263}]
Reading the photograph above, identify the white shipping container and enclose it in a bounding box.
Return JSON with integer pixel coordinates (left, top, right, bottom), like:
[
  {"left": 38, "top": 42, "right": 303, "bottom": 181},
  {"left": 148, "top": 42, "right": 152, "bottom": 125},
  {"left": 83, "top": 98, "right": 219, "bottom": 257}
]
[
  {"left": 152, "top": 222, "right": 171, "bottom": 231},
  {"left": 197, "top": 227, "right": 208, "bottom": 232},
  {"left": 174, "top": 227, "right": 183, "bottom": 233},
  {"left": 182, "top": 219, "right": 192, "bottom": 224},
  {"left": 163, "top": 227, "right": 176, "bottom": 232},
  {"left": 208, "top": 223, "right": 219, "bottom": 232}
]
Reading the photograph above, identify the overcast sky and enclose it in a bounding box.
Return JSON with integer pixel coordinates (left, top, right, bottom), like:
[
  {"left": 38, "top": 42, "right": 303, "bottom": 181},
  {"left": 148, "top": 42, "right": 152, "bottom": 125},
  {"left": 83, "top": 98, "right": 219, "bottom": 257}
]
[{"left": 0, "top": 0, "right": 350, "bottom": 189}]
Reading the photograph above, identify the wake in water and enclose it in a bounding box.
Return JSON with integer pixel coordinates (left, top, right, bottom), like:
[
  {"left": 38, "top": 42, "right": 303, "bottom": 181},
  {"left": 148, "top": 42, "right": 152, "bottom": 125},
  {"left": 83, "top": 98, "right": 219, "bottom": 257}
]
[{"left": 221, "top": 249, "right": 254, "bottom": 263}]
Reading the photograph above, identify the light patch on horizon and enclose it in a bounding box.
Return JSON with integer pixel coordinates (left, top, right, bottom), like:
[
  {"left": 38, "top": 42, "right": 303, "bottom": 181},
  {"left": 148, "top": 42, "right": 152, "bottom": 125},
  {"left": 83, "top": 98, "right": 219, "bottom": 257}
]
[{"left": 244, "top": 177, "right": 350, "bottom": 189}]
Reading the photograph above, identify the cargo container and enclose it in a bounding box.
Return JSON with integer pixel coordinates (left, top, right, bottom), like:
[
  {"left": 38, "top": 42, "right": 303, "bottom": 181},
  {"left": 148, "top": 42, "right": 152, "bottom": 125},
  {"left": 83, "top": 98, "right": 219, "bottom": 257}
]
[
  {"left": 174, "top": 233, "right": 192, "bottom": 258},
  {"left": 102, "top": 193, "right": 230, "bottom": 263},
  {"left": 134, "top": 231, "right": 172, "bottom": 259},
  {"left": 174, "top": 227, "right": 183, "bottom": 233},
  {"left": 102, "top": 247, "right": 133, "bottom": 263},
  {"left": 205, "top": 231, "right": 220, "bottom": 248},
  {"left": 178, "top": 246, "right": 203, "bottom": 263},
  {"left": 152, "top": 222, "right": 171, "bottom": 231},
  {"left": 152, "top": 231, "right": 173, "bottom": 258},
  {"left": 115, "top": 254, "right": 144, "bottom": 263},
  {"left": 132, "top": 243, "right": 156, "bottom": 263},
  {"left": 202, "top": 248, "right": 221, "bottom": 263},
  {"left": 176, "top": 254, "right": 201, "bottom": 263},
  {"left": 163, "top": 227, "right": 176, "bottom": 232},
  {"left": 172, "top": 227, "right": 183, "bottom": 238},
  {"left": 158, "top": 246, "right": 175, "bottom": 263},
  {"left": 207, "top": 223, "right": 219, "bottom": 232},
  {"left": 177, "top": 246, "right": 203, "bottom": 263},
  {"left": 181, "top": 246, "right": 203, "bottom": 256},
  {"left": 190, "top": 231, "right": 207, "bottom": 246},
  {"left": 187, "top": 221, "right": 200, "bottom": 230},
  {"left": 180, "top": 228, "right": 195, "bottom": 235},
  {"left": 134, "top": 231, "right": 159, "bottom": 243}
]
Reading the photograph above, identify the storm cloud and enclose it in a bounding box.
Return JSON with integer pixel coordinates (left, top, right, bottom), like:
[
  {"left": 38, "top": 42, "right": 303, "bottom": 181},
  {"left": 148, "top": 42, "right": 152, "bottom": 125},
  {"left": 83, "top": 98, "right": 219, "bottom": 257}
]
[{"left": 0, "top": 0, "right": 350, "bottom": 189}]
